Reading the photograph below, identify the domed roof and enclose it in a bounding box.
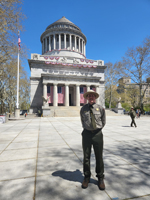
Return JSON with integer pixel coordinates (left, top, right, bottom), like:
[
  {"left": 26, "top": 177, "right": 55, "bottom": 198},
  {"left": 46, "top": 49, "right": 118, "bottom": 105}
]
[
  {"left": 46, "top": 16, "right": 81, "bottom": 31},
  {"left": 41, "top": 16, "right": 87, "bottom": 44}
]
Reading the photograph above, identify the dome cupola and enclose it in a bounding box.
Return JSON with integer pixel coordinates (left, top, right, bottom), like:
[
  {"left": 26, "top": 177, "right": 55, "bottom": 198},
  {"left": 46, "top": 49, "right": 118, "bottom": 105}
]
[{"left": 40, "top": 17, "right": 87, "bottom": 58}]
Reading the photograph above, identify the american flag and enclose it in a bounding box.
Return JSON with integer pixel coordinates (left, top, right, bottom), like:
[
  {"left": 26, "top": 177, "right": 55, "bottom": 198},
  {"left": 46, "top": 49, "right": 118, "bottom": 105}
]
[{"left": 18, "top": 31, "right": 21, "bottom": 50}]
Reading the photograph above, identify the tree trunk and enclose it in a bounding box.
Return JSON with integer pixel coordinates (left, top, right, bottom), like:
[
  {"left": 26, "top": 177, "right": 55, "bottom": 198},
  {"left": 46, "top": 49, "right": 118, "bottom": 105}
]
[{"left": 109, "top": 87, "right": 112, "bottom": 109}]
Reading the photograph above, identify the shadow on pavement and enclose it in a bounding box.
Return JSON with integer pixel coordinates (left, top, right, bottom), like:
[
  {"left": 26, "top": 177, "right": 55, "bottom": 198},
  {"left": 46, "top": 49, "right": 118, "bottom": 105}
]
[{"left": 52, "top": 169, "right": 97, "bottom": 185}]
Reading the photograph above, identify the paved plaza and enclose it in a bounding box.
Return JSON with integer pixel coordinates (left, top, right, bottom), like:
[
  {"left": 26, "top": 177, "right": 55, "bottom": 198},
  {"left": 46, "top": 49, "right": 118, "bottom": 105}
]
[{"left": 0, "top": 115, "right": 150, "bottom": 200}]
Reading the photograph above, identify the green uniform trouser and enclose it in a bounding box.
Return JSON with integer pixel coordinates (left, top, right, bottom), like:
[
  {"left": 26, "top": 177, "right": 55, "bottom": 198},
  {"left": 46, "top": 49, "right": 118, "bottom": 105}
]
[
  {"left": 82, "top": 128, "right": 104, "bottom": 179},
  {"left": 131, "top": 117, "right": 137, "bottom": 127}
]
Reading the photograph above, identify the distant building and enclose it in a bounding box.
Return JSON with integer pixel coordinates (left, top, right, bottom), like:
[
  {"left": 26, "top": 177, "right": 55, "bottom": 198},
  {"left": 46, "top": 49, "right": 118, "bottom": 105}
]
[
  {"left": 28, "top": 17, "right": 106, "bottom": 115},
  {"left": 117, "top": 77, "right": 150, "bottom": 105}
]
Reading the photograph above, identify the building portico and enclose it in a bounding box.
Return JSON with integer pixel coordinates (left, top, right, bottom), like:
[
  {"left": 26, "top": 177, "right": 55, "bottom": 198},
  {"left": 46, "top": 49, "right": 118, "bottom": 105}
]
[{"left": 42, "top": 82, "right": 100, "bottom": 107}]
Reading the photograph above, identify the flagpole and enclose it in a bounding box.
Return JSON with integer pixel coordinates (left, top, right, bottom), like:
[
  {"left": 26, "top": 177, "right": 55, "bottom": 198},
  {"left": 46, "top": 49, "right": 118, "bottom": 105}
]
[
  {"left": 15, "top": 31, "right": 21, "bottom": 118},
  {"left": 16, "top": 47, "right": 19, "bottom": 109}
]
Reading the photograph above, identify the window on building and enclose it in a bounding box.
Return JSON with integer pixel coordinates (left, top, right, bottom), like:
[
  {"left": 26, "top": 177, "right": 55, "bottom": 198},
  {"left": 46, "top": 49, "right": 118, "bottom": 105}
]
[
  {"left": 80, "top": 87, "right": 84, "bottom": 94},
  {"left": 47, "top": 86, "right": 50, "bottom": 93},
  {"left": 58, "top": 86, "right": 62, "bottom": 93}
]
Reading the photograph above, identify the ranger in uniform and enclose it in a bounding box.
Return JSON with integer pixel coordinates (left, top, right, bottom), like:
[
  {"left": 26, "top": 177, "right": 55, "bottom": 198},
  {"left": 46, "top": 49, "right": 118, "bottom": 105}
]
[{"left": 80, "top": 90, "right": 106, "bottom": 190}]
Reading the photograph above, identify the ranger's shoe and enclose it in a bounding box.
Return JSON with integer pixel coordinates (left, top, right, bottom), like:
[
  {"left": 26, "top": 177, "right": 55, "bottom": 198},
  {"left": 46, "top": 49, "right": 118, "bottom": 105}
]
[
  {"left": 82, "top": 177, "right": 90, "bottom": 189},
  {"left": 98, "top": 178, "right": 105, "bottom": 190}
]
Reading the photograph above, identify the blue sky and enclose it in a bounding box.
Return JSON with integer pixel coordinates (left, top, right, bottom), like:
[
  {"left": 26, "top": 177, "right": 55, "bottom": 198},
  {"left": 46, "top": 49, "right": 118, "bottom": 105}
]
[{"left": 21, "top": 0, "right": 150, "bottom": 77}]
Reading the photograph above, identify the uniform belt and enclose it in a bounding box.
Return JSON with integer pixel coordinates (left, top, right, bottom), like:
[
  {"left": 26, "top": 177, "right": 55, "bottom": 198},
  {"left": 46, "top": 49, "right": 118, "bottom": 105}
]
[{"left": 85, "top": 128, "right": 101, "bottom": 134}]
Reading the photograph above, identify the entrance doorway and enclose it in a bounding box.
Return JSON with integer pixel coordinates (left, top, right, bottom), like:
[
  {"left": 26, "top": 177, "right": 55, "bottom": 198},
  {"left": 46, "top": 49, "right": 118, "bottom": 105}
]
[
  {"left": 69, "top": 94, "right": 71, "bottom": 106},
  {"left": 69, "top": 86, "right": 75, "bottom": 106}
]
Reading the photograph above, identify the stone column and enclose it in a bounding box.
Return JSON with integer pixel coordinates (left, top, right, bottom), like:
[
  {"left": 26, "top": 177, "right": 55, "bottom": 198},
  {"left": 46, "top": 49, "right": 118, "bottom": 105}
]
[
  {"left": 83, "top": 42, "right": 85, "bottom": 55},
  {"left": 84, "top": 42, "right": 86, "bottom": 56},
  {"left": 86, "top": 85, "right": 90, "bottom": 103},
  {"left": 86, "top": 85, "right": 90, "bottom": 92},
  {"left": 45, "top": 38, "right": 47, "bottom": 52},
  {"left": 75, "top": 36, "right": 76, "bottom": 51},
  {"left": 65, "top": 84, "right": 69, "bottom": 106},
  {"left": 42, "top": 40, "right": 44, "bottom": 54},
  {"left": 53, "top": 34, "right": 56, "bottom": 50},
  {"left": 82, "top": 40, "right": 84, "bottom": 54},
  {"left": 79, "top": 38, "right": 80, "bottom": 53},
  {"left": 70, "top": 34, "right": 72, "bottom": 50},
  {"left": 76, "top": 84, "right": 80, "bottom": 106},
  {"left": 43, "top": 83, "right": 47, "bottom": 106},
  {"left": 64, "top": 33, "right": 66, "bottom": 49},
  {"left": 53, "top": 83, "right": 57, "bottom": 106},
  {"left": 59, "top": 34, "right": 61, "bottom": 49},
  {"left": 96, "top": 85, "right": 100, "bottom": 104},
  {"left": 49, "top": 36, "right": 51, "bottom": 51}
]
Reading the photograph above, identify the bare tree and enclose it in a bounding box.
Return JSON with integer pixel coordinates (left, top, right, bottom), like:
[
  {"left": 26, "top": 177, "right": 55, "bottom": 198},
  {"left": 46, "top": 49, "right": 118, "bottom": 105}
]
[
  {"left": 0, "top": 0, "right": 26, "bottom": 64},
  {"left": 0, "top": 60, "right": 30, "bottom": 113},
  {"left": 105, "top": 62, "right": 120, "bottom": 108},
  {"left": 120, "top": 36, "right": 150, "bottom": 111},
  {"left": 0, "top": 0, "right": 29, "bottom": 113}
]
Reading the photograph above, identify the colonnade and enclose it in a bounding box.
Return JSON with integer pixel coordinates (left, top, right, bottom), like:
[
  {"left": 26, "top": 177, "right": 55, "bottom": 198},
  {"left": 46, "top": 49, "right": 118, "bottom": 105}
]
[
  {"left": 43, "top": 83, "right": 100, "bottom": 106},
  {"left": 42, "top": 33, "right": 85, "bottom": 55}
]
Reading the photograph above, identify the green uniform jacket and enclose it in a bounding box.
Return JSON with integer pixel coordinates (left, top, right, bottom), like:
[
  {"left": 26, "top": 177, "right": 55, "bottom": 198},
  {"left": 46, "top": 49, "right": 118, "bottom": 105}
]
[{"left": 80, "top": 103, "right": 106, "bottom": 131}]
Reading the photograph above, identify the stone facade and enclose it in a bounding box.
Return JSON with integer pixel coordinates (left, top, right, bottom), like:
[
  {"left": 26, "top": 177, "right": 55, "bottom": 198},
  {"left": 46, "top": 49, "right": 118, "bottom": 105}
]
[
  {"left": 118, "top": 77, "right": 150, "bottom": 105},
  {"left": 28, "top": 17, "right": 106, "bottom": 114}
]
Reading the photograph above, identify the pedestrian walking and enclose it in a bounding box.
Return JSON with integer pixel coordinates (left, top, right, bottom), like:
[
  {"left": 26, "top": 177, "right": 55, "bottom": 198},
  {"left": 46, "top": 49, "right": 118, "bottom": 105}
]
[
  {"left": 138, "top": 109, "right": 141, "bottom": 118},
  {"left": 129, "top": 107, "right": 137, "bottom": 127},
  {"left": 80, "top": 90, "right": 106, "bottom": 190},
  {"left": 136, "top": 109, "right": 139, "bottom": 118}
]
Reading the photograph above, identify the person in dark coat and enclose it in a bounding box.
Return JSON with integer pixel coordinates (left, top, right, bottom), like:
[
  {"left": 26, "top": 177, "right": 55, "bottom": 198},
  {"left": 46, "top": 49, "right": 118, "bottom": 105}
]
[{"left": 129, "top": 107, "right": 137, "bottom": 127}]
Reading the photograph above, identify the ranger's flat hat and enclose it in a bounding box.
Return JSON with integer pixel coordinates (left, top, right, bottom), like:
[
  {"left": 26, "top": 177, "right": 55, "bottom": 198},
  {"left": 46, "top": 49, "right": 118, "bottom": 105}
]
[{"left": 83, "top": 90, "right": 99, "bottom": 99}]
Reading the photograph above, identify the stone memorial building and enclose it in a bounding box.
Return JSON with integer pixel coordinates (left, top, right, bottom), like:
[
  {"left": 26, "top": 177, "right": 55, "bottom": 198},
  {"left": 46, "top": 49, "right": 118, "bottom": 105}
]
[{"left": 28, "top": 17, "right": 106, "bottom": 116}]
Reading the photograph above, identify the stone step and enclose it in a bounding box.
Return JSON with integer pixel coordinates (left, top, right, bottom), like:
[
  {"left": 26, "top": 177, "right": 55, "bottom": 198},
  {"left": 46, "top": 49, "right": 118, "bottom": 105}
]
[
  {"left": 46, "top": 107, "right": 121, "bottom": 117},
  {"left": 49, "top": 106, "right": 81, "bottom": 110},
  {"left": 49, "top": 106, "right": 81, "bottom": 117}
]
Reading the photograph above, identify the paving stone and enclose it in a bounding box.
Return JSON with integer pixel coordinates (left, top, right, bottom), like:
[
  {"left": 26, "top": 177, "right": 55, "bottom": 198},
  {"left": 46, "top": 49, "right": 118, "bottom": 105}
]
[
  {"left": 105, "top": 164, "right": 150, "bottom": 199},
  {"left": 0, "top": 159, "right": 36, "bottom": 180},
  {"left": 0, "top": 148, "right": 37, "bottom": 161},
  {"left": 0, "top": 143, "right": 9, "bottom": 150},
  {"left": 6, "top": 141, "right": 38, "bottom": 150},
  {"left": 0, "top": 177, "right": 35, "bottom": 200}
]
